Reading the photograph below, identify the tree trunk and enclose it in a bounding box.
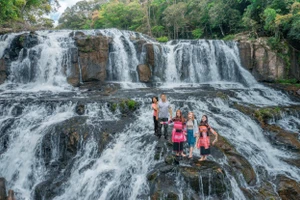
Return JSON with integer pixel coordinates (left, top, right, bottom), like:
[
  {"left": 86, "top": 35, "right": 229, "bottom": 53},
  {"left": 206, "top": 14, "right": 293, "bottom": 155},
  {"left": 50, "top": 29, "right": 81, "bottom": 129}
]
[
  {"left": 145, "top": 1, "right": 152, "bottom": 36},
  {"left": 219, "top": 24, "right": 225, "bottom": 36}
]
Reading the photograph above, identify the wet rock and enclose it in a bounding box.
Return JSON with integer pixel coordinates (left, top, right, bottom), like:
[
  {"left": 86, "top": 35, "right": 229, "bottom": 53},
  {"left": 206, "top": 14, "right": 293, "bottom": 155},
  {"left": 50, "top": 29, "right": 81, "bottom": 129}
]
[
  {"left": 238, "top": 39, "right": 286, "bottom": 82},
  {"left": 0, "top": 178, "right": 6, "bottom": 200},
  {"left": 0, "top": 118, "right": 14, "bottom": 154},
  {"left": 137, "top": 64, "right": 152, "bottom": 82},
  {"left": 0, "top": 32, "right": 39, "bottom": 85},
  {"left": 149, "top": 160, "right": 232, "bottom": 199},
  {"left": 164, "top": 155, "right": 174, "bottom": 165},
  {"left": 215, "top": 134, "right": 257, "bottom": 186},
  {"left": 0, "top": 58, "right": 7, "bottom": 85},
  {"left": 68, "top": 33, "right": 110, "bottom": 86},
  {"left": 265, "top": 124, "right": 300, "bottom": 152},
  {"left": 75, "top": 104, "right": 85, "bottom": 115},
  {"left": 7, "top": 190, "right": 15, "bottom": 200},
  {"left": 234, "top": 104, "right": 300, "bottom": 152},
  {"left": 35, "top": 115, "right": 114, "bottom": 199},
  {"left": 159, "top": 165, "right": 175, "bottom": 174},
  {"left": 147, "top": 170, "right": 158, "bottom": 181},
  {"left": 145, "top": 43, "right": 155, "bottom": 67},
  {"left": 276, "top": 175, "right": 300, "bottom": 200}
]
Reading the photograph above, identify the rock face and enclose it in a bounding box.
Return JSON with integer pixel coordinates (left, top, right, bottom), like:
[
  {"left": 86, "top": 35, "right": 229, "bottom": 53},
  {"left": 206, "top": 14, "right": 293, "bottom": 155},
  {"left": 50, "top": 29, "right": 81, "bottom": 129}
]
[
  {"left": 276, "top": 175, "right": 300, "bottom": 200},
  {"left": 0, "top": 178, "right": 6, "bottom": 200},
  {"left": 148, "top": 159, "right": 232, "bottom": 200},
  {"left": 237, "top": 37, "right": 300, "bottom": 82},
  {"left": 0, "top": 58, "right": 6, "bottom": 85},
  {"left": 238, "top": 39, "right": 286, "bottom": 82},
  {"left": 67, "top": 32, "right": 110, "bottom": 86},
  {"left": 0, "top": 32, "right": 39, "bottom": 84},
  {"left": 137, "top": 64, "right": 151, "bottom": 82}
]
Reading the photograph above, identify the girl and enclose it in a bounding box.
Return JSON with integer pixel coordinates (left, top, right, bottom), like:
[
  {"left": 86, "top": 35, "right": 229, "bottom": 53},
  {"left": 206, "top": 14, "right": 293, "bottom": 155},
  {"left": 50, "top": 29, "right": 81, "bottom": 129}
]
[
  {"left": 186, "top": 112, "right": 198, "bottom": 158},
  {"left": 152, "top": 96, "right": 159, "bottom": 135},
  {"left": 161, "top": 110, "right": 186, "bottom": 157},
  {"left": 197, "top": 115, "right": 218, "bottom": 161}
]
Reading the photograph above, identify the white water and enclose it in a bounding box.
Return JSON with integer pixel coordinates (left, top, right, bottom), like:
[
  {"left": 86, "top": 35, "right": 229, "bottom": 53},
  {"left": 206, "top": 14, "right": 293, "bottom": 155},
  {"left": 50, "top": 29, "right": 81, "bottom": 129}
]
[
  {"left": 54, "top": 102, "right": 157, "bottom": 200},
  {"left": 0, "top": 29, "right": 300, "bottom": 200},
  {"left": 0, "top": 102, "right": 76, "bottom": 199},
  {"left": 0, "top": 30, "right": 75, "bottom": 92}
]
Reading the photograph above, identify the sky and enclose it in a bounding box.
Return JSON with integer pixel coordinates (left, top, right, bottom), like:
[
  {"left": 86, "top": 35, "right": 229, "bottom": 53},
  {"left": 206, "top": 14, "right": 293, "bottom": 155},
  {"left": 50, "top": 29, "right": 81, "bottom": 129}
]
[{"left": 49, "top": 0, "right": 83, "bottom": 26}]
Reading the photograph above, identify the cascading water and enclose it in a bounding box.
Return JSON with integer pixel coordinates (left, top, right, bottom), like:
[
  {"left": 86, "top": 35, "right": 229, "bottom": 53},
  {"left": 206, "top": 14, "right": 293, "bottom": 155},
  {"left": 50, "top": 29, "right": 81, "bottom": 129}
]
[
  {"left": 0, "top": 29, "right": 300, "bottom": 200},
  {"left": 0, "top": 30, "right": 76, "bottom": 91}
]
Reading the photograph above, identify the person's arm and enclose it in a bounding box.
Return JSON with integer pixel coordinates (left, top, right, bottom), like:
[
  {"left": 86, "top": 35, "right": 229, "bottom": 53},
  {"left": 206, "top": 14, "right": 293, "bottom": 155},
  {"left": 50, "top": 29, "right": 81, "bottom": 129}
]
[
  {"left": 168, "top": 104, "right": 172, "bottom": 119},
  {"left": 193, "top": 120, "right": 199, "bottom": 137},
  {"left": 160, "top": 119, "right": 173, "bottom": 125},
  {"left": 156, "top": 104, "right": 160, "bottom": 120},
  {"left": 210, "top": 128, "right": 218, "bottom": 145}
]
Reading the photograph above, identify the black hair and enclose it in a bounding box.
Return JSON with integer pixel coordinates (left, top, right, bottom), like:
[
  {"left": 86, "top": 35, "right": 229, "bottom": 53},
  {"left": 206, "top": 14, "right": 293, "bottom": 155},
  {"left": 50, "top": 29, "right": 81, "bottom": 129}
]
[
  {"left": 152, "top": 96, "right": 159, "bottom": 103},
  {"left": 201, "top": 115, "right": 208, "bottom": 123}
]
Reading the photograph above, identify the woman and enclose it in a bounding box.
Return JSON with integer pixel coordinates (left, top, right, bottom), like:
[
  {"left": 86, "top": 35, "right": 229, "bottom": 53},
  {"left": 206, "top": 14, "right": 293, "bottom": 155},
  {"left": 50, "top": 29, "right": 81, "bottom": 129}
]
[
  {"left": 152, "top": 96, "right": 159, "bottom": 135},
  {"left": 197, "top": 115, "right": 218, "bottom": 161},
  {"left": 186, "top": 112, "right": 198, "bottom": 158},
  {"left": 161, "top": 110, "right": 186, "bottom": 157}
]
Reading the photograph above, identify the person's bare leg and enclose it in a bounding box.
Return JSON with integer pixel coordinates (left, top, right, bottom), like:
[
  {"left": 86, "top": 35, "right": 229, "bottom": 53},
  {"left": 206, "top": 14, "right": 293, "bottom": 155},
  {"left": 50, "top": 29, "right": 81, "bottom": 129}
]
[
  {"left": 181, "top": 152, "right": 186, "bottom": 157},
  {"left": 189, "top": 147, "right": 193, "bottom": 158}
]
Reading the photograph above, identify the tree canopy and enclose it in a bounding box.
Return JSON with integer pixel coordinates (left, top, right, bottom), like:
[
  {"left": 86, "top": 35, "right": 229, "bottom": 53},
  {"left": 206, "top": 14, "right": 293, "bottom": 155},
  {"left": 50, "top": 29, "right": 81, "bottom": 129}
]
[{"left": 0, "top": 0, "right": 59, "bottom": 29}]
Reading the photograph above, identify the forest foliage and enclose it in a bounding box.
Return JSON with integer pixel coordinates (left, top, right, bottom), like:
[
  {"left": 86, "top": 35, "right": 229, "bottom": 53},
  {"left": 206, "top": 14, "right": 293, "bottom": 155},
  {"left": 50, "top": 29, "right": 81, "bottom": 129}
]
[
  {"left": 55, "top": 0, "right": 300, "bottom": 44},
  {"left": 0, "top": 0, "right": 59, "bottom": 28},
  {"left": 1, "top": 0, "right": 300, "bottom": 48}
]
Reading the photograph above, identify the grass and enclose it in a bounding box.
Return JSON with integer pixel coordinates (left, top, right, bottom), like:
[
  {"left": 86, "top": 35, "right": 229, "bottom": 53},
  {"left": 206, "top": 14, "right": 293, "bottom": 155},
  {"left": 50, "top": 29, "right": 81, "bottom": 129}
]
[{"left": 276, "top": 79, "right": 300, "bottom": 87}]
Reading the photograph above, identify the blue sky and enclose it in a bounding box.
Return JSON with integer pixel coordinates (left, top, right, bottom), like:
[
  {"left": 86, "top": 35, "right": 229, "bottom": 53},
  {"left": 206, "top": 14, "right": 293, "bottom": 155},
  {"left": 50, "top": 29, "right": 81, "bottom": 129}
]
[{"left": 49, "top": 0, "right": 83, "bottom": 25}]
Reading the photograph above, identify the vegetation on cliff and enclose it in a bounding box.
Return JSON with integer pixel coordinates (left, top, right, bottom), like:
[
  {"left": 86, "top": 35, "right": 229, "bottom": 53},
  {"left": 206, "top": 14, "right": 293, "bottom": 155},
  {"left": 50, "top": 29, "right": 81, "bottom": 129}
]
[{"left": 55, "top": 0, "right": 300, "bottom": 48}]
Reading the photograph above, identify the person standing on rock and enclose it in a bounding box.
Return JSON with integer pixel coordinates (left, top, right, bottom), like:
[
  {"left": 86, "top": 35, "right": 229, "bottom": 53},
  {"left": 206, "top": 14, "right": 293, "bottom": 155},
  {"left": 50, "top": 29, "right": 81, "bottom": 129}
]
[
  {"left": 197, "top": 115, "right": 218, "bottom": 161},
  {"left": 152, "top": 96, "right": 159, "bottom": 135},
  {"left": 186, "top": 112, "right": 198, "bottom": 158},
  {"left": 161, "top": 110, "right": 186, "bottom": 157},
  {"left": 157, "top": 93, "right": 172, "bottom": 140}
]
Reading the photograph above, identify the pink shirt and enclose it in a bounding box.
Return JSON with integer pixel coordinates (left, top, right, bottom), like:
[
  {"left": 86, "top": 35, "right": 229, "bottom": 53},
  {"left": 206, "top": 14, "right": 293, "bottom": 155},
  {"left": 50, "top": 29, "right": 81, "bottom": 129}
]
[{"left": 152, "top": 103, "right": 158, "bottom": 117}]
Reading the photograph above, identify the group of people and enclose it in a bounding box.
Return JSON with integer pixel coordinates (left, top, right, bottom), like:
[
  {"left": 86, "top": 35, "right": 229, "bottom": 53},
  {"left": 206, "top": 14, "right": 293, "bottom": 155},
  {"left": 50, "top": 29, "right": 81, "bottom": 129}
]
[{"left": 152, "top": 94, "right": 218, "bottom": 160}]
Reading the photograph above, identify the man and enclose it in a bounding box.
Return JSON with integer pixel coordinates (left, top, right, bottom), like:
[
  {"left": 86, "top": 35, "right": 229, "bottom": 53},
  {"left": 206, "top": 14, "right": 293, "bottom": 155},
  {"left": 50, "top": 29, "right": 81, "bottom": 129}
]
[{"left": 156, "top": 93, "right": 172, "bottom": 139}]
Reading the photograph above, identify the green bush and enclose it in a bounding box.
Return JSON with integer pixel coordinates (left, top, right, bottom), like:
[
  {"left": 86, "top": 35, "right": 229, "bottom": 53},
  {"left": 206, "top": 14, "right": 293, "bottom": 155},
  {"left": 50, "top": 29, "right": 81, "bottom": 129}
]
[
  {"left": 156, "top": 36, "right": 168, "bottom": 43},
  {"left": 126, "top": 100, "right": 137, "bottom": 110},
  {"left": 223, "top": 34, "right": 235, "bottom": 41}
]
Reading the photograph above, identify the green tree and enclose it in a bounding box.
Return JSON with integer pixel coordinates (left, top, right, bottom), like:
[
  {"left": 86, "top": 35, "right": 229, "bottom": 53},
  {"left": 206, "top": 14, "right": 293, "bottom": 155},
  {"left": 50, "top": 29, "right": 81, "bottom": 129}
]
[{"left": 163, "top": 2, "right": 187, "bottom": 39}]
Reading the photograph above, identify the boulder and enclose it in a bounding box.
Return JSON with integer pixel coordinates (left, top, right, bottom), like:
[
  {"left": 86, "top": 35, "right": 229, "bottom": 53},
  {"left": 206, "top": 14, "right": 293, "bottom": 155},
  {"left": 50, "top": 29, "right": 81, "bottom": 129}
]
[
  {"left": 67, "top": 33, "right": 110, "bottom": 86},
  {"left": 137, "top": 64, "right": 151, "bottom": 82}
]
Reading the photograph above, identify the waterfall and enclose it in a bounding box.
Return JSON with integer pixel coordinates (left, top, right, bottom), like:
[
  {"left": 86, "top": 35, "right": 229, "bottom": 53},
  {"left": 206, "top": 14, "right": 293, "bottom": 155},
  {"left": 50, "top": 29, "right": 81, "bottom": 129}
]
[{"left": 0, "top": 29, "right": 300, "bottom": 200}]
